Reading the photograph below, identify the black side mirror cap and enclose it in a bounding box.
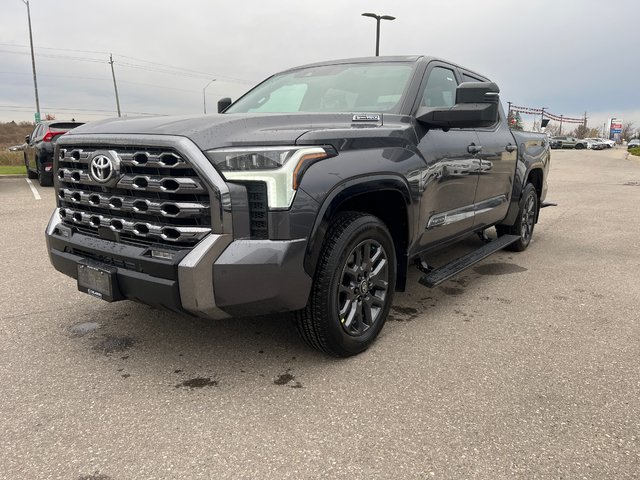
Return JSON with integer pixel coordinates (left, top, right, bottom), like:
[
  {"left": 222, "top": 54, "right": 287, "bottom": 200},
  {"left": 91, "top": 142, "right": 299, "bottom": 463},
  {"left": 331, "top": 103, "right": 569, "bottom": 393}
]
[
  {"left": 218, "top": 97, "right": 232, "bottom": 113},
  {"left": 416, "top": 103, "right": 499, "bottom": 129},
  {"left": 25, "top": 135, "right": 30, "bottom": 143},
  {"left": 416, "top": 81, "right": 500, "bottom": 129}
]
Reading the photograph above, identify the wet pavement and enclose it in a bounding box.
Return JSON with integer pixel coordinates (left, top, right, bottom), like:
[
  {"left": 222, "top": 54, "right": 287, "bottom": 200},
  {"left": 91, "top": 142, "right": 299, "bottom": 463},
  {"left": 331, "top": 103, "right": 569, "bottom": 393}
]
[{"left": 1, "top": 148, "right": 639, "bottom": 479}]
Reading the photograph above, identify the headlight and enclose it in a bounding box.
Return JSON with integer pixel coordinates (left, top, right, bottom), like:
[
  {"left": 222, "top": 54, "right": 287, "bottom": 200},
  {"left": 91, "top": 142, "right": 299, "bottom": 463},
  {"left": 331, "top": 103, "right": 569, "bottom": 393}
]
[{"left": 205, "top": 146, "right": 333, "bottom": 209}]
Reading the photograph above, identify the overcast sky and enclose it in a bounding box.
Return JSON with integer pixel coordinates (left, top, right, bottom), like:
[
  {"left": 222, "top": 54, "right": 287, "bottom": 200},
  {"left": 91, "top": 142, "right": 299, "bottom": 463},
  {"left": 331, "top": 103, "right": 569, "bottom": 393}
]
[{"left": 1, "top": 0, "right": 638, "bottom": 133}]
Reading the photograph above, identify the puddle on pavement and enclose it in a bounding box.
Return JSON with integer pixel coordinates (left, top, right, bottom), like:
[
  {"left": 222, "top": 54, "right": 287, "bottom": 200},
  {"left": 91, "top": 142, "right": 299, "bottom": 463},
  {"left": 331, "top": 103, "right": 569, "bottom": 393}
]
[
  {"left": 176, "top": 377, "right": 218, "bottom": 389},
  {"left": 274, "top": 370, "right": 303, "bottom": 388},
  {"left": 92, "top": 336, "right": 135, "bottom": 354},
  {"left": 474, "top": 263, "right": 527, "bottom": 276},
  {"left": 68, "top": 321, "right": 100, "bottom": 337}
]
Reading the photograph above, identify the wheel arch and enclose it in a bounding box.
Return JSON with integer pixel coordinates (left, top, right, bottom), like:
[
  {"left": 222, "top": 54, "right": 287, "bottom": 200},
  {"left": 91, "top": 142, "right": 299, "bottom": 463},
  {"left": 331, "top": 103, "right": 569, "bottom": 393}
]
[
  {"left": 303, "top": 175, "right": 413, "bottom": 291},
  {"left": 501, "top": 165, "right": 545, "bottom": 226}
]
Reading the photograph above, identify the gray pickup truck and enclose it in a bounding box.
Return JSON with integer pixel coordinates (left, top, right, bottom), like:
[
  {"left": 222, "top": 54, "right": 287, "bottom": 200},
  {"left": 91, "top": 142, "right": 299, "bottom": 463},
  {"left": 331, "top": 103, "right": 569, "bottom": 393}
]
[{"left": 47, "top": 56, "right": 551, "bottom": 356}]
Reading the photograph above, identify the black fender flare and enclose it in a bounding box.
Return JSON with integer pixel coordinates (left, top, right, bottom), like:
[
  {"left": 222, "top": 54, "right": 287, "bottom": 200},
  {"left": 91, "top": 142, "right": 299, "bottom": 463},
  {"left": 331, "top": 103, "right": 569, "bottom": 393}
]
[
  {"left": 303, "top": 174, "right": 413, "bottom": 279},
  {"left": 502, "top": 163, "right": 545, "bottom": 226}
]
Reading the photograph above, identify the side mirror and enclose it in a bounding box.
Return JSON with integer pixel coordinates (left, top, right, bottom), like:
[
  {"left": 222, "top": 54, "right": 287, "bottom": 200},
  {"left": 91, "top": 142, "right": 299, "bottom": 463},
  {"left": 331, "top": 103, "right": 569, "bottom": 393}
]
[
  {"left": 218, "top": 97, "right": 232, "bottom": 113},
  {"left": 25, "top": 135, "right": 30, "bottom": 143},
  {"left": 416, "top": 81, "right": 500, "bottom": 129}
]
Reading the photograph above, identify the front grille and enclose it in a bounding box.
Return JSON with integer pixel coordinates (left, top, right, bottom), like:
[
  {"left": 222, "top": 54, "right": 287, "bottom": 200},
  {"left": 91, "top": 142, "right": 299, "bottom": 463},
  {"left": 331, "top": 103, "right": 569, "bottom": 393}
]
[
  {"left": 56, "top": 146, "right": 212, "bottom": 247},
  {"left": 245, "top": 181, "right": 268, "bottom": 239}
]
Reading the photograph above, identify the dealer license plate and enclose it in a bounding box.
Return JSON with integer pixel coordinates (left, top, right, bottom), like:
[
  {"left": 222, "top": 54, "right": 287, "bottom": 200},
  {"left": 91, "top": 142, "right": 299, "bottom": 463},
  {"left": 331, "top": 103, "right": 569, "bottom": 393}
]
[{"left": 77, "top": 261, "right": 119, "bottom": 302}]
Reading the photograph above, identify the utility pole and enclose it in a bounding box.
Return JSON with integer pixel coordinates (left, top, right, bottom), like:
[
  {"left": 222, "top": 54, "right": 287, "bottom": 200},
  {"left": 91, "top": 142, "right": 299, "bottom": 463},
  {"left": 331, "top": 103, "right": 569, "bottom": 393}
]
[
  {"left": 109, "top": 54, "right": 121, "bottom": 117},
  {"left": 203, "top": 79, "right": 216, "bottom": 114},
  {"left": 540, "top": 108, "right": 545, "bottom": 132},
  {"left": 559, "top": 115, "right": 563, "bottom": 135},
  {"left": 583, "top": 111, "right": 587, "bottom": 128},
  {"left": 21, "top": 0, "right": 40, "bottom": 122}
]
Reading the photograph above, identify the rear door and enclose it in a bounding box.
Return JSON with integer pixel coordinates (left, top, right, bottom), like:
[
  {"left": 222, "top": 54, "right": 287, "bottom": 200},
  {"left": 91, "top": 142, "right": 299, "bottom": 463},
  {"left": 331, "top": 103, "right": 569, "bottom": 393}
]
[
  {"left": 463, "top": 72, "right": 517, "bottom": 229},
  {"left": 414, "top": 63, "right": 482, "bottom": 250}
]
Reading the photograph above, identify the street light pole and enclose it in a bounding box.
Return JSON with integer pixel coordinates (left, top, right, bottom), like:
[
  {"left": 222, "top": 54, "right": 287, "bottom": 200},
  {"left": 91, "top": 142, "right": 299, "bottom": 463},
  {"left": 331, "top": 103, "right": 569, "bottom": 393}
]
[
  {"left": 361, "top": 13, "right": 395, "bottom": 56},
  {"left": 21, "top": 0, "right": 40, "bottom": 122},
  {"left": 203, "top": 79, "right": 216, "bottom": 114}
]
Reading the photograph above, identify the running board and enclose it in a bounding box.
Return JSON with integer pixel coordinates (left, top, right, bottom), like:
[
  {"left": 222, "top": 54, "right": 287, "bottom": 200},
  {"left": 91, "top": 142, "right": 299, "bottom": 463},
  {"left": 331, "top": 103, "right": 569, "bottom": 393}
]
[
  {"left": 540, "top": 201, "right": 557, "bottom": 208},
  {"left": 418, "top": 234, "right": 520, "bottom": 288}
]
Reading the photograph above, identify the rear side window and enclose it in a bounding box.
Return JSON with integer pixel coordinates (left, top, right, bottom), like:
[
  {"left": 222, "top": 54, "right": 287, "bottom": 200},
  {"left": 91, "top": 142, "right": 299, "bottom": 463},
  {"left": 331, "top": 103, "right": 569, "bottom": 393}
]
[
  {"left": 463, "top": 73, "right": 482, "bottom": 83},
  {"left": 421, "top": 67, "right": 458, "bottom": 108}
]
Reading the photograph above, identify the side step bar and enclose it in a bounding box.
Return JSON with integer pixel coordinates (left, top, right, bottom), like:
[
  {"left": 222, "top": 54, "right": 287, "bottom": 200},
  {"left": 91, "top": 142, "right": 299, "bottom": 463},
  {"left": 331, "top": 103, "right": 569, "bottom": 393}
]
[
  {"left": 418, "top": 234, "right": 520, "bottom": 288},
  {"left": 540, "top": 201, "right": 557, "bottom": 208}
]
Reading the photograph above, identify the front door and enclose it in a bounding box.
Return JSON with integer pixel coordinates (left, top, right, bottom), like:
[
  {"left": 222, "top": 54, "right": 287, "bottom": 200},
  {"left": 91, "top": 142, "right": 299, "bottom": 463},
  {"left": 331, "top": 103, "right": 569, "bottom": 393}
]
[{"left": 414, "top": 64, "right": 481, "bottom": 251}]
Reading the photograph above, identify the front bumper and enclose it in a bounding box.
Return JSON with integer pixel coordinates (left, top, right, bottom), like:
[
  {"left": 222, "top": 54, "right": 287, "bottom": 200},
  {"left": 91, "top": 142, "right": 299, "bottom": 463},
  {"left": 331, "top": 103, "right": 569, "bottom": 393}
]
[{"left": 46, "top": 213, "right": 312, "bottom": 318}]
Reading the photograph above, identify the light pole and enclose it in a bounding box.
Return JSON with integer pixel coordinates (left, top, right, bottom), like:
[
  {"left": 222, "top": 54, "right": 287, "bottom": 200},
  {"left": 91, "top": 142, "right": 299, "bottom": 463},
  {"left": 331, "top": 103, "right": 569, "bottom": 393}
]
[
  {"left": 361, "top": 12, "right": 395, "bottom": 56},
  {"left": 21, "top": 0, "right": 40, "bottom": 122},
  {"left": 203, "top": 79, "right": 216, "bottom": 114}
]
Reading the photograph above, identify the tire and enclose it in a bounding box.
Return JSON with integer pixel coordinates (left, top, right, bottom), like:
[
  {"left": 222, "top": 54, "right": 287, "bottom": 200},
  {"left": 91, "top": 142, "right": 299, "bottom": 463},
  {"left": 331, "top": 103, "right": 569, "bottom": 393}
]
[
  {"left": 37, "top": 164, "right": 53, "bottom": 187},
  {"left": 294, "top": 212, "right": 396, "bottom": 357},
  {"left": 496, "top": 183, "right": 538, "bottom": 252},
  {"left": 25, "top": 155, "right": 38, "bottom": 179},
  {"left": 575, "top": 143, "right": 585, "bottom": 150}
]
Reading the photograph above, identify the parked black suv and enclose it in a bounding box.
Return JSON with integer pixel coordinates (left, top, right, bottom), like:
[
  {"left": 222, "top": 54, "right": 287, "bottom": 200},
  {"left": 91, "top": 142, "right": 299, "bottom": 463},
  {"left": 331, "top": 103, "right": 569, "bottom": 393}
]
[
  {"left": 47, "top": 56, "right": 551, "bottom": 356},
  {"left": 25, "top": 120, "right": 84, "bottom": 186}
]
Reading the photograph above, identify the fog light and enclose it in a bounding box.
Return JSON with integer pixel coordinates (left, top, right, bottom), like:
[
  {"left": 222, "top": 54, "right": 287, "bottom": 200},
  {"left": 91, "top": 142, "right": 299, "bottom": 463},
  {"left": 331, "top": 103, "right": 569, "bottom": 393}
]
[
  {"left": 56, "top": 224, "right": 71, "bottom": 237},
  {"left": 150, "top": 249, "right": 175, "bottom": 260}
]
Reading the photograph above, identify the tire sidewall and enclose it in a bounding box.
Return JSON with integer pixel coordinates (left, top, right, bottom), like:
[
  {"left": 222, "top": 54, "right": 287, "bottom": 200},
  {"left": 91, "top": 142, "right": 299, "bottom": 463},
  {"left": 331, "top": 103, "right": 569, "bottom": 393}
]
[
  {"left": 323, "top": 217, "right": 396, "bottom": 355},
  {"left": 516, "top": 184, "right": 538, "bottom": 248}
]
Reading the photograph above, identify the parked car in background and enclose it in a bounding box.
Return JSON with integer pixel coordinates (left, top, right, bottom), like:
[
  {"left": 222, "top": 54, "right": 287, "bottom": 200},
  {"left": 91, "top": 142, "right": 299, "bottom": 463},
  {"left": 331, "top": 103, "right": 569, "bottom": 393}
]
[
  {"left": 549, "top": 138, "right": 563, "bottom": 149},
  {"left": 599, "top": 138, "right": 615, "bottom": 148},
  {"left": 585, "top": 138, "right": 606, "bottom": 150},
  {"left": 25, "top": 120, "right": 84, "bottom": 186},
  {"left": 551, "top": 136, "right": 580, "bottom": 149},
  {"left": 627, "top": 139, "right": 640, "bottom": 149}
]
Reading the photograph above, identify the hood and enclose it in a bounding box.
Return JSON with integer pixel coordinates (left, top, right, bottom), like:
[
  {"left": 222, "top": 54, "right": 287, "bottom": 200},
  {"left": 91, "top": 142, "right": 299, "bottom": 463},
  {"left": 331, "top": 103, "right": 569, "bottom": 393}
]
[{"left": 67, "top": 112, "right": 416, "bottom": 151}]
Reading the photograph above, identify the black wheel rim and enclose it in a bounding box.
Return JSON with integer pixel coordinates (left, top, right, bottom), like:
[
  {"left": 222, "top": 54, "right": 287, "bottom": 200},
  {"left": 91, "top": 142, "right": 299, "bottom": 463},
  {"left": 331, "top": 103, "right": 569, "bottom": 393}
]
[
  {"left": 337, "top": 239, "right": 389, "bottom": 336},
  {"left": 520, "top": 193, "right": 536, "bottom": 244}
]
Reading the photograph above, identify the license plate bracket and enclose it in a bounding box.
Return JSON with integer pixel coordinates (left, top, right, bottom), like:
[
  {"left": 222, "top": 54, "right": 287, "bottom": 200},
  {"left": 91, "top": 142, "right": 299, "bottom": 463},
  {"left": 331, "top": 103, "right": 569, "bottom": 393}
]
[{"left": 77, "top": 260, "right": 123, "bottom": 302}]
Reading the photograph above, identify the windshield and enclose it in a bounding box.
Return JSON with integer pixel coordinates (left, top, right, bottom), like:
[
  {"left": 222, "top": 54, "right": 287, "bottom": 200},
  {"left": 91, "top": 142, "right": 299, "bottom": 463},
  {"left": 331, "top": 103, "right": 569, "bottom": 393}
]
[{"left": 226, "top": 62, "right": 414, "bottom": 114}]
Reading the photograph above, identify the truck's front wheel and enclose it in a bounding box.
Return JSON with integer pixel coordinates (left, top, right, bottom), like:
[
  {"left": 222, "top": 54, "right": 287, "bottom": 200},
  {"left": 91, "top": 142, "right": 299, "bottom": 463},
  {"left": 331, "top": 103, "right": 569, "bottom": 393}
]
[{"left": 295, "top": 212, "right": 396, "bottom": 357}]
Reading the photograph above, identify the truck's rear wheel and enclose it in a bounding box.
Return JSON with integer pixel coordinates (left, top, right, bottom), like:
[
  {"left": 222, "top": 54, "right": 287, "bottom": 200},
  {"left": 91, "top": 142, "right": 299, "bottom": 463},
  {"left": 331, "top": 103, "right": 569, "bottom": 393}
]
[
  {"left": 295, "top": 212, "right": 396, "bottom": 357},
  {"left": 497, "top": 183, "right": 538, "bottom": 252}
]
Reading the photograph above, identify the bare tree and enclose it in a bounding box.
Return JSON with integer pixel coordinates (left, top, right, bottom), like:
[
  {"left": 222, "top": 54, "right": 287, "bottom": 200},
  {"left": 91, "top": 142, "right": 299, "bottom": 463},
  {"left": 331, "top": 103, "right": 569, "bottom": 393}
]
[
  {"left": 544, "top": 123, "right": 561, "bottom": 136},
  {"left": 586, "top": 127, "right": 601, "bottom": 138},
  {"left": 621, "top": 121, "right": 635, "bottom": 141},
  {"left": 570, "top": 124, "right": 589, "bottom": 139}
]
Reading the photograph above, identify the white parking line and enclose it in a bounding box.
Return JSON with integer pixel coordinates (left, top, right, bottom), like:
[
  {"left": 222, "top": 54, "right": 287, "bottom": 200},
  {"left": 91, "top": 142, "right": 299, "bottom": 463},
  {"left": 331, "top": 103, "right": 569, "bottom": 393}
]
[{"left": 25, "top": 178, "right": 41, "bottom": 200}]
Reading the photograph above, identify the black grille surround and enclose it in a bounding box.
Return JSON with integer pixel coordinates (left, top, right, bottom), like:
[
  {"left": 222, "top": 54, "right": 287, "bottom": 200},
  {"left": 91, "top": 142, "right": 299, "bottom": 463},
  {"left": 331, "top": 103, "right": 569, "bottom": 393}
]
[
  {"left": 55, "top": 145, "right": 214, "bottom": 248},
  {"left": 244, "top": 181, "right": 269, "bottom": 239}
]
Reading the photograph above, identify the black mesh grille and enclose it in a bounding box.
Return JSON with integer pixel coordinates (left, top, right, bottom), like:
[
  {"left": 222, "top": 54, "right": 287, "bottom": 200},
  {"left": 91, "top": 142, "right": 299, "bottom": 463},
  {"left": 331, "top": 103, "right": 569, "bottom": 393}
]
[{"left": 245, "top": 182, "right": 269, "bottom": 239}]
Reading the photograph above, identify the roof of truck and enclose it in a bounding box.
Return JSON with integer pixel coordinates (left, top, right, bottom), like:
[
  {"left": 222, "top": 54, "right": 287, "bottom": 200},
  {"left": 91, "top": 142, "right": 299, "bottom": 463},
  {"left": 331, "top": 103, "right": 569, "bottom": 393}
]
[{"left": 281, "top": 56, "right": 490, "bottom": 81}]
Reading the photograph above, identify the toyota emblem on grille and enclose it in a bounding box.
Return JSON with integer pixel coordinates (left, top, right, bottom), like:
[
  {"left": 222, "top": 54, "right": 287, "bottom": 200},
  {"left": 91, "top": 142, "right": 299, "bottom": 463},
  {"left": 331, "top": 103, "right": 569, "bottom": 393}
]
[{"left": 90, "top": 154, "right": 114, "bottom": 183}]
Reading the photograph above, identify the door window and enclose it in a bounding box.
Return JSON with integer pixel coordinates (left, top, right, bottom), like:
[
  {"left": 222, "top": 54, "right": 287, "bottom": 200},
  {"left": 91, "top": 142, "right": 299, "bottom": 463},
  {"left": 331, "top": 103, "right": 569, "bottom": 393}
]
[{"left": 421, "top": 67, "right": 458, "bottom": 108}]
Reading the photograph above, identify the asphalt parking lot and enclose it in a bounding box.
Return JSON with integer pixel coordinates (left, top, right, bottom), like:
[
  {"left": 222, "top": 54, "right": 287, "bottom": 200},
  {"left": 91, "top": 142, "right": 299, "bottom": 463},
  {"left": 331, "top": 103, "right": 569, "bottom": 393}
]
[{"left": 1, "top": 147, "right": 639, "bottom": 479}]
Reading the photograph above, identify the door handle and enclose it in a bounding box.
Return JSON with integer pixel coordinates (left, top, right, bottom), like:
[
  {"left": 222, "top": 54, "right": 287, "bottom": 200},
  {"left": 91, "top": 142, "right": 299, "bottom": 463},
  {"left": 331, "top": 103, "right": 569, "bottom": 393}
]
[
  {"left": 505, "top": 144, "right": 517, "bottom": 152},
  {"left": 467, "top": 144, "right": 482, "bottom": 154}
]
